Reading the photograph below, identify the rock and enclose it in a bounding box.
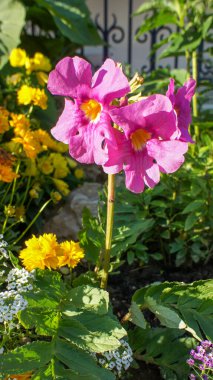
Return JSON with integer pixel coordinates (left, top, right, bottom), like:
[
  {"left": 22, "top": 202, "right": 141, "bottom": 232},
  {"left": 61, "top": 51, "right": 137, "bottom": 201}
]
[{"left": 44, "top": 182, "right": 102, "bottom": 241}]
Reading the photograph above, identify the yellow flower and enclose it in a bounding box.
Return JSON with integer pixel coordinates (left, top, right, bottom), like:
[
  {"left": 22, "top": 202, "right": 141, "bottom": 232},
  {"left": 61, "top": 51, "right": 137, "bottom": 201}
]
[
  {"left": 13, "top": 130, "right": 42, "bottom": 158},
  {"left": 32, "top": 88, "right": 48, "bottom": 110},
  {"left": 36, "top": 71, "right": 48, "bottom": 86},
  {"left": 9, "top": 48, "right": 27, "bottom": 67},
  {"left": 25, "top": 57, "right": 35, "bottom": 74},
  {"left": 52, "top": 178, "right": 70, "bottom": 196},
  {"left": 37, "top": 155, "right": 54, "bottom": 175},
  {"left": 20, "top": 233, "right": 61, "bottom": 271},
  {"left": 34, "top": 129, "right": 57, "bottom": 150},
  {"left": 66, "top": 157, "right": 77, "bottom": 168},
  {"left": 58, "top": 241, "right": 84, "bottom": 268},
  {"left": 50, "top": 191, "right": 62, "bottom": 203},
  {"left": 9, "top": 113, "right": 30, "bottom": 135},
  {"left": 4, "top": 205, "right": 16, "bottom": 217},
  {"left": 33, "top": 53, "right": 51, "bottom": 72},
  {"left": 74, "top": 168, "right": 84, "bottom": 179},
  {"left": 51, "top": 153, "right": 69, "bottom": 178},
  {"left": 17, "top": 85, "right": 34, "bottom": 106},
  {"left": 0, "top": 107, "right": 10, "bottom": 134},
  {"left": 0, "top": 164, "right": 19, "bottom": 183},
  {"left": 29, "top": 188, "right": 39, "bottom": 199}
]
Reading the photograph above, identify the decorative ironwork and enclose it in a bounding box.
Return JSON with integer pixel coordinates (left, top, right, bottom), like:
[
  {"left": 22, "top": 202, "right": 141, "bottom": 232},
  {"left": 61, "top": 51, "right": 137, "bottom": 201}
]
[{"left": 90, "top": 0, "right": 211, "bottom": 81}]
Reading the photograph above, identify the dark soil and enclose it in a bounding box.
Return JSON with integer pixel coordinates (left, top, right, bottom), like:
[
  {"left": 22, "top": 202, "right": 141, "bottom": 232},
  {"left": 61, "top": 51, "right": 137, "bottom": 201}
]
[{"left": 108, "top": 261, "right": 213, "bottom": 379}]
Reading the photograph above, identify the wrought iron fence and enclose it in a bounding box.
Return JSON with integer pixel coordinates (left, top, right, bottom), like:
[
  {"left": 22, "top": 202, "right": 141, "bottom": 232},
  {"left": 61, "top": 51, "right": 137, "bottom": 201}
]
[{"left": 82, "top": 0, "right": 212, "bottom": 80}]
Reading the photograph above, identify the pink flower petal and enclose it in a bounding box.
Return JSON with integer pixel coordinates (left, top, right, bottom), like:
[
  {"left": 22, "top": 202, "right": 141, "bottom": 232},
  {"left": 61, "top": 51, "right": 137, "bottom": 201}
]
[
  {"left": 91, "top": 59, "right": 130, "bottom": 105},
  {"left": 143, "top": 153, "right": 160, "bottom": 188},
  {"left": 51, "top": 99, "right": 76, "bottom": 144},
  {"left": 125, "top": 170, "right": 145, "bottom": 193},
  {"left": 47, "top": 56, "right": 92, "bottom": 98},
  {"left": 147, "top": 139, "right": 188, "bottom": 173},
  {"left": 110, "top": 95, "right": 178, "bottom": 140}
]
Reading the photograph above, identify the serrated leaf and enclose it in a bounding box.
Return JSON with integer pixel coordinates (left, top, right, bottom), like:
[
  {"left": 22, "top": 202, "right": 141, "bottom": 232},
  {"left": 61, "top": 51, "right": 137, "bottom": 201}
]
[
  {"left": 59, "top": 317, "right": 123, "bottom": 352},
  {"left": 0, "top": 342, "right": 53, "bottom": 375},
  {"left": 68, "top": 286, "right": 109, "bottom": 315},
  {"left": 55, "top": 339, "right": 115, "bottom": 380}
]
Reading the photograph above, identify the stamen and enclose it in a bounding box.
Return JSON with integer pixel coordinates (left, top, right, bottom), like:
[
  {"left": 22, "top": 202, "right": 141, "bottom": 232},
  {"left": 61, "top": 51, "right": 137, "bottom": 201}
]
[
  {"left": 80, "top": 99, "right": 101, "bottom": 122},
  {"left": 130, "top": 129, "right": 151, "bottom": 152}
]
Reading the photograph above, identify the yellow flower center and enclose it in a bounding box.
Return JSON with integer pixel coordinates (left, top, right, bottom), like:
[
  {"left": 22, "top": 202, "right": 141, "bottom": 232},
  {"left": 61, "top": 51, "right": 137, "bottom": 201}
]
[
  {"left": 130, "top": 128, "right": 151, "bottom": 152},
  {"left": 80, "top": 99, "right": 101, "bottom": 122}
]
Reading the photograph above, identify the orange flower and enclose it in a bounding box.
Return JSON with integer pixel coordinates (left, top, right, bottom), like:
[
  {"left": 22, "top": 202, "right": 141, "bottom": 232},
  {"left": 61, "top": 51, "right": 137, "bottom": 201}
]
[
  {"left": 0, "top": 107, "right": 10, "bottom": 134},
  {"left": 0, "top": 164, "right": 19, "bottom": 183},
  {"left": 6, "top": 371, "right": 32, "bottom": 379}
]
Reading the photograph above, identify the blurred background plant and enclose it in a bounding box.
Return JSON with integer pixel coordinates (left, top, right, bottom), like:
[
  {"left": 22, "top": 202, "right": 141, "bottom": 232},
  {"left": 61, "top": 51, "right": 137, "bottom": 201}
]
[{"left": 0, "top": 48, "right": 84, "bottom": 250}]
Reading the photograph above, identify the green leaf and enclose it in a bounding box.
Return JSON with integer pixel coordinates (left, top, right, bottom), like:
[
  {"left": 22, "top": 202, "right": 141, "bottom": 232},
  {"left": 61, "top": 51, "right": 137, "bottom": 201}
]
[
  {"left": 55, "top": 339, "right": 115, "bottom": 380},
  {"left": 129, "top": 302, "right": 147, "bottom": 328},
  {"left": 182, "top": 200, "right": 205, "bottom": 214},
  {"left": 136, "top": 11, "right": 177, "bottom": 37},
  {"left": 0, "top": 342, "right": 53, "bottom": 375},
  {"left": 0, "top": 0, "right": 26, "bottom": 68},
  {"left": 59, "top": 316, "right": 124, "bottom": 352},
  {"left": 68, "top": 285, "right": 109, "bottom": 315},
  {"left": 35, "top": 0, "right": 102, "bottom": 46},
  {"left": 146, "top": 296, "right": 183, "bottom": 328},
  {"left": 184, "top": 213, "right": 197, "bottom": 231},
  {"left": 129, "top": 327, "right": 195, "bottom": 378}
]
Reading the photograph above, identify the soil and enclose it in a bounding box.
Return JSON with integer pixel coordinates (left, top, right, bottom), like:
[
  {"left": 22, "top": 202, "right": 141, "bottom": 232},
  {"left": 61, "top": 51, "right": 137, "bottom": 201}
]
[{"left": 108, "top": 261, "right": 213, "bottom": 380}]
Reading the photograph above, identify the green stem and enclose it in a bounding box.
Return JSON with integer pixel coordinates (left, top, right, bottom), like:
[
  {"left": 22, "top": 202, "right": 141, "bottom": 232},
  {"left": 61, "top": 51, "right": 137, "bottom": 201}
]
[
  {"left": 13, "top": 198, "right": 52, "bottom": 246},
  {"left": 192, "top": 50, "right": 199, "bottom": 138},
  {"left": 100, "top": 174, "right": 115, "bottom": 289},
  {"left": 185, "top": 50, "right": 191, "bottom": 79},
  {"left": 1, "top": 182, "right": 12, "bottom": 205},
  {"left": 2, "top": 160, "right": 21, "bottom": 234},
  {"left": 21, "top": 176, "right": 31, "bottom": 205}
]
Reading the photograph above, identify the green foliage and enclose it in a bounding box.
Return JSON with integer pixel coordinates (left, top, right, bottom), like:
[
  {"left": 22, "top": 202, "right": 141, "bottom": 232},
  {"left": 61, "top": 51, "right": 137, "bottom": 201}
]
[
  {"left": 0, "top": 0, "right": 26, "bottom": 68},
  {"left": 0, "top": 0, "right": 102, "bottom": 67},
  {"left": 0, "top": 270, "right": 126, "bottom": 379},
  {"left": 129, "top": 279, "right": 213, "bottom": 379},
  {"left": 134, "top": 0, "right": 212, "bottom": 56}
]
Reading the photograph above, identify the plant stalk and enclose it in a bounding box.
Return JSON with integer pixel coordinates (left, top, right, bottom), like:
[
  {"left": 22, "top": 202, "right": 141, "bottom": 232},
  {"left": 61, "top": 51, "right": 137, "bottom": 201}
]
[
  {"left": 192, "top": 50, "right": 199, "bottom": 138},
  {"left": 100, "top": 174, "right": 115, "bottom": 289},
  {"left": 13, "top": 198, "right": 52, "bottom": 246}
]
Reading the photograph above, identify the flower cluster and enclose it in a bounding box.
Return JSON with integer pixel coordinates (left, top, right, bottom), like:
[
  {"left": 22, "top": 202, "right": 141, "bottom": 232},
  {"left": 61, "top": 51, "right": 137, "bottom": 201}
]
[
  {"left": 0, "top": 234, "right": 9, "bottom": 259},
  {"left": 187, "top": 340, "right": 213, "bottom": 380},
  {"left": 19, "top": 233, "right": 84, "bottom": 271},
  {"left": 92, "top": 339, "right": 133, "bottom": 377},
  {"left": 48, "top": 56, "right": 196, "bottom": 193},
  {"left": 17, "top": 85, "right": 47, "bottom": 110},
  {"left": 0, "top": 268, "right": 34, "bottom": 323}
]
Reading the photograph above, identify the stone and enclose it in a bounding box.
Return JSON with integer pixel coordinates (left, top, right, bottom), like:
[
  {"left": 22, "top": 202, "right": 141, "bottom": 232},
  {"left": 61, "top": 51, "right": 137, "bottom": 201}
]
[{"left": 44, "top": 182, "right": 102, "bottom": 240}]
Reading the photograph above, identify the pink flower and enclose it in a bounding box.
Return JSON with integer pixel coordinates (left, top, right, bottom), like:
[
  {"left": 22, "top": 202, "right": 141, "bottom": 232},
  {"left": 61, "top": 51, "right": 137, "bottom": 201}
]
[
  {"left": 47, "top": 56, "right": 130, "bottom": 164},
  {"left": 103, "top": 94, "right": 188, "bottom": 193},
  {"left": 166, "top": 78, "right": 196, "bottom": 143}
]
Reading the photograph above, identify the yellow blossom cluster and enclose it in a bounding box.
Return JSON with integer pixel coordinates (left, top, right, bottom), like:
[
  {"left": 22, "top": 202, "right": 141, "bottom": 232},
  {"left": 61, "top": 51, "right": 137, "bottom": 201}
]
[
  {"left": 9, "top": 48, "right": 51, "bottom": 74},
  {"left": 17, "top": 85, "right": 48, "bottom": 110},
  {"left": 0, "top": 148, "right": 19, "bottom": 183},
  {"left": 37, "top": 153, "right": 70, "bottom": 178},
  {"left": 9, "top": 114, "right": 66, "bottom": 159},
  {"left": 19, "top": 233, "right": 84, "bottom": 271}
]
